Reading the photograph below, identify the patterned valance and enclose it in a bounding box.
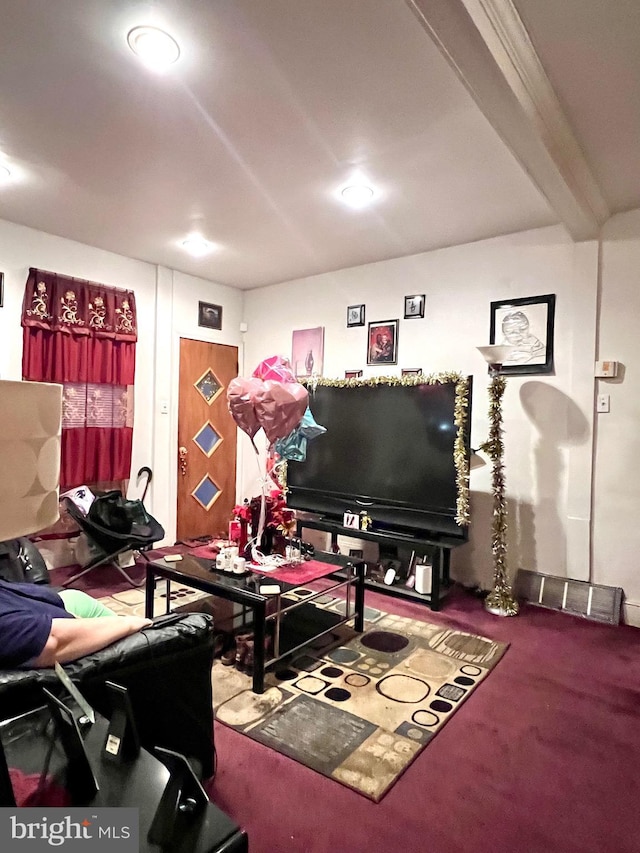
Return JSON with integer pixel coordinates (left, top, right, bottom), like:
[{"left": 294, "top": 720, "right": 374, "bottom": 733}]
[{"left": 21, "top": 268, "right": 137, "bottom": 341}]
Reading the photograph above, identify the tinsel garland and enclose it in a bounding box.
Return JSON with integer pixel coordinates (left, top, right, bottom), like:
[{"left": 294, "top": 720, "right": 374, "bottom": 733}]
[
  {"left": 301, "top": 373, "right": 471, "bottom": 528},
  {"left": 481, "top": 374, "right": 519, "bottom": 616}
]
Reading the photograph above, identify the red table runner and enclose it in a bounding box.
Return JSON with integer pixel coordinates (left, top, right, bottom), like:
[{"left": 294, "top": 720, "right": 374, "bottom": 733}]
[
  {"left": 247, "top": 558, "right": 338, "bottom": 585},
  {"left": 181, "top": 542, "right": 340, "bottom": 585}
]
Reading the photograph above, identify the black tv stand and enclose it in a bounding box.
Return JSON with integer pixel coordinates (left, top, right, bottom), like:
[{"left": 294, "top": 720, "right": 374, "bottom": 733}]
[{"left": 296, "top": 517, "right": 463, "bottom": 611}]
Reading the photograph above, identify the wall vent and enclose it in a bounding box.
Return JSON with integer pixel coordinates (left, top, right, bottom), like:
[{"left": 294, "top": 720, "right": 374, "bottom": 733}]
[{"left": 514, "top": 569, "right": 623, "bottom": 625}]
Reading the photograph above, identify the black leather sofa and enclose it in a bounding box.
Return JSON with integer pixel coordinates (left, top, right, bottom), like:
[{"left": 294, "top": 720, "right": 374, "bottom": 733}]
[{"left": 0, "top": 539, "right": 217, "bottom": 778}]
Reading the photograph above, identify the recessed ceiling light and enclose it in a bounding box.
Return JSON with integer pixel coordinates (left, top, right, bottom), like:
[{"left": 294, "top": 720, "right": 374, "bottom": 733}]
[
  {"left": 127, "top": 26, "right": 180, "bottom": 70},
  {"left": 340, "top": 183, "right": 376, "bottom": 209},
  {"left": 181, "top": 234, "right": 216, "bottom": 258}
]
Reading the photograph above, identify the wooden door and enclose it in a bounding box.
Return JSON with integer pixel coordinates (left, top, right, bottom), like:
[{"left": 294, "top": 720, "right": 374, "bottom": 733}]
[{"left": 177, "top": 339, "right": 238, "bottom": 540}]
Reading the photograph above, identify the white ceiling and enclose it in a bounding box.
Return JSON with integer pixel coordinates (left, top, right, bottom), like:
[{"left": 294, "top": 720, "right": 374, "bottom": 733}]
[{"left": 0, "top": 0, "right": 635, "bottom": 289}]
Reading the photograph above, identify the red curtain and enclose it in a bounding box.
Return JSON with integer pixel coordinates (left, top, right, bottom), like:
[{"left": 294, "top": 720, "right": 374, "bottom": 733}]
[{"left": 21, "top": 268, "right": 137, "bottom": 490}]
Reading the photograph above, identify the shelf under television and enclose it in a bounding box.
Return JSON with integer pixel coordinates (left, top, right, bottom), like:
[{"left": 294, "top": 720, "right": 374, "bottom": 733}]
[
  {"left": 326, "top": 570, "right": 452, "bottom": 607},
  {"left": 360, "top": 577, "right": 453, "bottom": 604},
  {"left": 297, "top": 520, "right": 461, "bottom": 611},
  {"left": 296, "top": 515, "right": 463, "bottom": 550}
]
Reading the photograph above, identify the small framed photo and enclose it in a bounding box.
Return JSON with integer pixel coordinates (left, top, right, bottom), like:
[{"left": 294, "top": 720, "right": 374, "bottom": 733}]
[
  {"left": 404, "top": 294, "right": 425, "bottom": 319},
  {"left": 401, "top": 368, "right": 422, "bottom": 377},
  {"left": 490, "top": 293, "right": 556, "bottom": 375},
  {"left": 345, "top": 369, "right": 363, "bottom": 379},
  {"left": 347, "top": 304, "right": 365, "bottom": 327},
  {"left": 367, "top": 320, "right": 398, "bottom": 366},
  {"left": 198, "top": 301, "right": 222, "bottom": 330}
]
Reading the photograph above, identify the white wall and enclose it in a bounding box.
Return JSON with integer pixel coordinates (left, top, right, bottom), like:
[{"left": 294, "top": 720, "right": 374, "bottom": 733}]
[
  {"left": 3, "top": 214, "right": 638, "bottom": 625},
  {"left": 150, "top": 267, "right": 244, "bottom": 543},
  {"left": 595, "top": 210, "right": 640, "bottom": 625},
  {"left": 242, "top": 225, "right": 603, "bottom": 605},
  {"left": 0, "top": 218, "right": 243, "bottom": 545}
]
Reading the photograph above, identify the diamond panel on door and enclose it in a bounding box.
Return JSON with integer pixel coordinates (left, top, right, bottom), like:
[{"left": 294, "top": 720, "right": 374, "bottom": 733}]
[
  {"left": 192, "top": 475, "right": 221, "bottom": 511},
  {"left": 194, "top": 422, "right": 222, "bottom": 457},
  {"left": 194, "top": 369, "right": 222, "bottom": 404}
]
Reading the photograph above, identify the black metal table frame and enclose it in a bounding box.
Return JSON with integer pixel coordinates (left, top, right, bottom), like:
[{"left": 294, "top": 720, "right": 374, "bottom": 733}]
[{"left": 145, "top": 558, "right": 366, "bottom": 694}]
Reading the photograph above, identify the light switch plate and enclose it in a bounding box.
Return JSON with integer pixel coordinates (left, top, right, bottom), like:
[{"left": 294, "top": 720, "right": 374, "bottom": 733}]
[{"left": 595, "top": 360, "right": 618, "bottom": 378}]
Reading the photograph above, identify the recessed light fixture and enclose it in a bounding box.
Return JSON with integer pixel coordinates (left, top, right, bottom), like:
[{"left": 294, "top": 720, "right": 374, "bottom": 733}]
[
  {"left": 181, "top": 233, "right": 216, "bottom": 258},
  {"left": 340, "top": 182, "right": 376, "bottom": 209},
  {"left": 127, "top": 25, "right": 180, "bottom": 70}
]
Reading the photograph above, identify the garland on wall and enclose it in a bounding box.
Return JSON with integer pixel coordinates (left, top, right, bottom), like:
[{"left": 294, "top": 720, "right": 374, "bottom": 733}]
[
  {"left": 303, "top": 372, "right": 471, "bottom": 528},
  {"left": 480, "top": 374, "right": 519, "bottom": 616}
]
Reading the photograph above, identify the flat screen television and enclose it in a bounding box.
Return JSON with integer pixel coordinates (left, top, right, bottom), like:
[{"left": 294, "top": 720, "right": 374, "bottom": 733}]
[{"left": 287, "top": 377, "right": 472, "bottom": 541}]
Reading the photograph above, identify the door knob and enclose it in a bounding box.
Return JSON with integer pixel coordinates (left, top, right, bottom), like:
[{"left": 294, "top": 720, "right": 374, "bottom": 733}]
[{"left": 178, "top": 446, "right": 188, "bottom": 476}]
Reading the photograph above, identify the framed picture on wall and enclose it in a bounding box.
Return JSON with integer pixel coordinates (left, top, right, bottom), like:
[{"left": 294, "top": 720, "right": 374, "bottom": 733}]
[
  {"left": 489, "top": 293, "right": 556, "bottom": 375},
  {"left": 404, "top": 294, "right": 425, "bottom": 319},
  {"left": 198, "top": 301, "right": 222, "bottom": 330},
  {"left": 367, "top": 319, "right": 398, "bottom": 365},
  {"left": 345, "top": 369, "right": 363, "bottom": 379},
  {"left": 292, "top": 326, "right": 324, "bottom": 377},
  {"left": 401, "top": 368, "right": 422, "bottom": 377},
  {"left": 347, "top": 304, "right": 365, "bottom": 327}
]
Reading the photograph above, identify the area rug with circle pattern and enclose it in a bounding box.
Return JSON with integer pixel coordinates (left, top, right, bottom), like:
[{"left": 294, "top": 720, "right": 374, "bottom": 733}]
[{"left": 211, "top": 593, "right": 509, "bottom": 802}]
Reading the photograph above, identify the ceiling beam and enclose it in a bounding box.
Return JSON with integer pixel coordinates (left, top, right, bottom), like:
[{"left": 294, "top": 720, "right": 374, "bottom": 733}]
[{"left": 407, "top": 0, "right": 609, "bottom": 240}]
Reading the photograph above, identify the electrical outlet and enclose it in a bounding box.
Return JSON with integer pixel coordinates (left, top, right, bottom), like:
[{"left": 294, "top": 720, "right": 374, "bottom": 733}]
[{"left": 597, "top": 394, "right": 610, "bottom": 413}]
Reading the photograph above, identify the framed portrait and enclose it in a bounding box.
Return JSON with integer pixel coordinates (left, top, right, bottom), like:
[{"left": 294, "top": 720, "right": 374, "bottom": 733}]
[
  {"left": 347, "top": 304, "right": 365, "bottom": 327},
  {"left": 489, "top": 293, "right": 556, "bottom": 375},
  {"left": 292, "top": 326, "right": 324, "bottom": 377},
  {"left": 404, "top": 294, "right": 425, "bottom": 319},
  {"left": 345, "top": 369, "right": 363, "bottom": 379},
  {"left": 401, "top": 368, "right": 422, "bottom": 377},
  {"left": 198, "top": 301, "right": 222, "bottom": 330},
  {"left": 367, "top": 320, "right": 398, "bottom": 366}
]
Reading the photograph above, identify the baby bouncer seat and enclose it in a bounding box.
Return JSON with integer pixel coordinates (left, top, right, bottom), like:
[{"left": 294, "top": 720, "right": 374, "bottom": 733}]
[{"left": 61, "top": 468, "right": 164, "bottom": 588}]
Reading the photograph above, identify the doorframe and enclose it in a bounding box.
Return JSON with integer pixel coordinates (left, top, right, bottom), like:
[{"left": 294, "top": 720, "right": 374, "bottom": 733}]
[{"left": 151, "top": 328, "right": 247, "bottom": 546}]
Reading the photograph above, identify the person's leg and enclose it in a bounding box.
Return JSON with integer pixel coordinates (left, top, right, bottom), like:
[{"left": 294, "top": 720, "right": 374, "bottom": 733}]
[{"left": 58, "top": 589, "right": 117, "bottom": 618}]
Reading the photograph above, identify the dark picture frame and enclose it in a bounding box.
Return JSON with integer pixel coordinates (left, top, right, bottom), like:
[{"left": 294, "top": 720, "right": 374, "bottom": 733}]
[
  {"left": 490, "top": 293, "right": 556, "bottom": 375},
  {"left": 367, "top": 319, "right": 398, "bottom": 365},
  {"left": 403, "top": 294, "right": 425, "bottom": 319},
  {"left": 345, "top": 369, "right": 363, "bottom": 379},
  {"left": 347, "top": 304, "right": 365, "bottom": 327},
  {"left": 198, "top": 301, "right": 222, "bottom": 330},
  {"left": 401, "top": 368, "right": 422, "bottom": 377}
]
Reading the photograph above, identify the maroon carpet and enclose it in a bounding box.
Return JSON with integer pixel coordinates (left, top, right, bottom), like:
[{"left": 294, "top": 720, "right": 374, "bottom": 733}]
[
  {"left": 50, "top": 561, "right": 147, "bottom": 597},
  {"left": 210, "top": 586, "right": 640, "bottom": 853},
  {"left": 56, "top": 563, "right": 640, "bottom": 853}
]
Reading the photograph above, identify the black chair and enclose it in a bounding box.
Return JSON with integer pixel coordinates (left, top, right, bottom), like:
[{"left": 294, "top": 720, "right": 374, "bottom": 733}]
[{"left": 61, "top": 494, "right": 165, "bottom": 589}]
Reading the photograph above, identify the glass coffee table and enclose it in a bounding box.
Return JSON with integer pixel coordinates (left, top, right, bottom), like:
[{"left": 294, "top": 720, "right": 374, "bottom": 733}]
[{"left": 145, "top": 554, "right": 365, "bottom": 693}]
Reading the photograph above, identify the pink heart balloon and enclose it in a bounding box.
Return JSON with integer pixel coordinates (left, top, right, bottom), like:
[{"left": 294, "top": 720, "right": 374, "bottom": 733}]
[
  {"left": 254, "top": 380, "right": 309, "bottom": 445},
  {"left": 252, "top": 355, "right": 297, "bottom": 383},
  {"left": 227, "top": 377, "right": 264, "bottom": 439}
]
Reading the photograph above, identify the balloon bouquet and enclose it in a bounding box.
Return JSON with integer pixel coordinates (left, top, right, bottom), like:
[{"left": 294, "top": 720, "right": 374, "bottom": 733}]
[{"left": 226, "top": 355, "right": 325, "bottom": 567}]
